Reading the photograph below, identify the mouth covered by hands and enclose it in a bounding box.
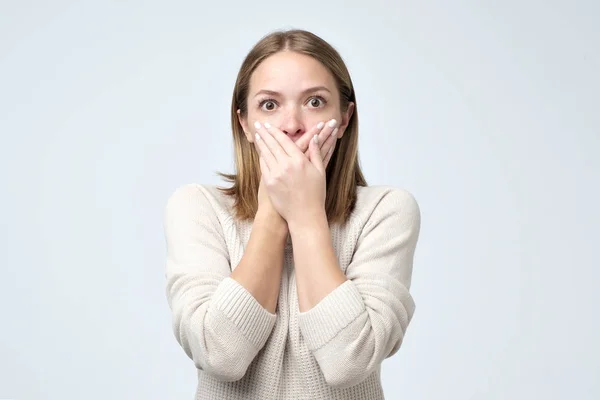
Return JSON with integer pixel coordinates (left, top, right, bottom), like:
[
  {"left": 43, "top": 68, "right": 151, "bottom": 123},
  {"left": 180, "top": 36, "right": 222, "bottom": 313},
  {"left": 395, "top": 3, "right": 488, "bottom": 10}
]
[{"left": 253, "top": 119, "right": 339, "bottom": 225}]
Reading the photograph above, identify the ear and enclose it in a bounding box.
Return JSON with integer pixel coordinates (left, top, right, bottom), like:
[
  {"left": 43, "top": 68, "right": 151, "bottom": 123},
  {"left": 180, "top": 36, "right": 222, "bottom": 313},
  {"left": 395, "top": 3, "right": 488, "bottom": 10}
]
[
  {"left": 237, "top": 109, "right": 254, "bottom": 142},
  {"left": 336, "top": 102, "right": 355, "bottom": 139}
]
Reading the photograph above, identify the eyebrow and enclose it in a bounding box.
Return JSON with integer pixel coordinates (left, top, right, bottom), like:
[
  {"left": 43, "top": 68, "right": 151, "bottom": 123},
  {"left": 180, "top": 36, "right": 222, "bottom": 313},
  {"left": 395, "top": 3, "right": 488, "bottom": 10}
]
[{"left": 253, "top": 86, "right": 331, "bottom": 98}]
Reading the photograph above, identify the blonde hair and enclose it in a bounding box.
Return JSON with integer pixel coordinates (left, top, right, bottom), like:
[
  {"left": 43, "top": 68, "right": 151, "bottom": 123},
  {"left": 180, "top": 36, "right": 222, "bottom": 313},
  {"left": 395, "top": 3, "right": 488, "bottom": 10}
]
[{"left": 217, "top": 29, "right": 367, "bottom": 224}]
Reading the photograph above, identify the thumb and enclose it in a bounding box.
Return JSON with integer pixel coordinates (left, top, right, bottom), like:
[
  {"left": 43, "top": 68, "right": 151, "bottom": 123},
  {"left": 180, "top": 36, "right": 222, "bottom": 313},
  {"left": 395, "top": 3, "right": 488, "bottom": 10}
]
[{"left": 309, "top": 134, "right": 325, "bottom": 174}]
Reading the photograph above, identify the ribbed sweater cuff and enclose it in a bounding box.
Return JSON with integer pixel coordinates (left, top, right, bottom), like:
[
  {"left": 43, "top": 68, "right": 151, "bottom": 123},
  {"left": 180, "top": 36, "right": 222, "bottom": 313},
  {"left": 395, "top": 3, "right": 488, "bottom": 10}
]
[
  {"left": 298, "top": 280, "right": 366, "bottom": 351},
  {"left": 211, "top": 277, "right": 277, "bottom": 349}
]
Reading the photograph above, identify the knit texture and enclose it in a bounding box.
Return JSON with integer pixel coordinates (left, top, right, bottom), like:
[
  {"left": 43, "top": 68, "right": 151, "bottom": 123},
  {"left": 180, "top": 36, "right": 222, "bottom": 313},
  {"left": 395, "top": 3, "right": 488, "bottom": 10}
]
[{"left": 164, "top": 183, "right": 421, "bottom": 400}]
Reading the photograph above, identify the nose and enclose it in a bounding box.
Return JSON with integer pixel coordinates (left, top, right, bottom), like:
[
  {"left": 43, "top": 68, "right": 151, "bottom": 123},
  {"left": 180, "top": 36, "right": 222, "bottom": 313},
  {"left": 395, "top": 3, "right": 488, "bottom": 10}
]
[{"left": 280, "top": 110, "right": 305, "bottom": 137}]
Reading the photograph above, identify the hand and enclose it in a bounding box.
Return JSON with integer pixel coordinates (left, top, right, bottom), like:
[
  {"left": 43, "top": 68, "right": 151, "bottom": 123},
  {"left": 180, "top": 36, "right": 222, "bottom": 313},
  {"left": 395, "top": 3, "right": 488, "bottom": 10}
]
[
  {"left": 294, "top": 120, "right": 339, "bottom": 166},
  {"left": 253, "top": 119, "right": 339, "bottom": 225},
  {"left": 257, "top": 172, "right": 286, "bottom": 229}
]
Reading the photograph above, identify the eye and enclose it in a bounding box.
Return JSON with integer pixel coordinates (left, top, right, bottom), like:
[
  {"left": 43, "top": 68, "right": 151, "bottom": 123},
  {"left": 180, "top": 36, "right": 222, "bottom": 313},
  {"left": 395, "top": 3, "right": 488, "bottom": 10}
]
[
  {"left": 307, "top": 96, "right": 327, "bottom": 109},
  {"left": 259, "top": 99, "right": 278, "bottom": 112}
]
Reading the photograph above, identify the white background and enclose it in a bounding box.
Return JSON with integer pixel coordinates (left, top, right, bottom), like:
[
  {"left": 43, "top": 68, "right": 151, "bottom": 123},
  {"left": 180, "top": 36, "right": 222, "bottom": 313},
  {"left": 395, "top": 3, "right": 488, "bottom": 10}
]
[{"left": 1, "top": 1, "right": 598, "bottom": 399}]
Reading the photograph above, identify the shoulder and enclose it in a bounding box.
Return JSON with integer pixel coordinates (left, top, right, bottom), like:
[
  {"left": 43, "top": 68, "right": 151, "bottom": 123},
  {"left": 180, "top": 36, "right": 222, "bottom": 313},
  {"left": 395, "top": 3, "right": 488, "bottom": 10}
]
[
  {"left": 355, "top": 185, "right": 420, "bottom": 227},
  {"left": 164, "top": 183, "right": 234, "bottom": 222}
]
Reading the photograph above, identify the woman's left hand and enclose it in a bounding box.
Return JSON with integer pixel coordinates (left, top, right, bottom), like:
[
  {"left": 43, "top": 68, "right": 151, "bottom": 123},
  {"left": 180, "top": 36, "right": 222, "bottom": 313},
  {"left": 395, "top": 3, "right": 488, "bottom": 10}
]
[{"left": 253, "top": 119, "right": 339, "bottom": 226}]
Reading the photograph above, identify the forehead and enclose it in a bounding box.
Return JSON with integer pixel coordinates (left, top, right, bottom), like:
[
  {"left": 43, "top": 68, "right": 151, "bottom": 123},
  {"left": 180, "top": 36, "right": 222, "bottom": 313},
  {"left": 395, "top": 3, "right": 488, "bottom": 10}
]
[{"left": 249, "top": 51, "right": 336, "bottom": 93}]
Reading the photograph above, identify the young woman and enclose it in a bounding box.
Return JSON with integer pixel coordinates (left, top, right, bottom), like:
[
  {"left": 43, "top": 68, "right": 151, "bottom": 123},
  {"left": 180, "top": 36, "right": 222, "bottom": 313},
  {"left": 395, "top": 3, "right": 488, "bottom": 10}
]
[{"left": 164, "top": 29, "right": 421, "bottom": 400}]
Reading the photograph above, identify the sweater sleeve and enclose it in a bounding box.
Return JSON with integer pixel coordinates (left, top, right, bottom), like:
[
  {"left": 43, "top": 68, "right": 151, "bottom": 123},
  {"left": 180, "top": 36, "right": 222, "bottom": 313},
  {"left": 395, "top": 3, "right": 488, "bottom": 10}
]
[
  {"left": 297, "top": 188, "right": 420, "bottom": 389},
  {"left": 163, "top": 184, "right": 277, "bottom": 382}
]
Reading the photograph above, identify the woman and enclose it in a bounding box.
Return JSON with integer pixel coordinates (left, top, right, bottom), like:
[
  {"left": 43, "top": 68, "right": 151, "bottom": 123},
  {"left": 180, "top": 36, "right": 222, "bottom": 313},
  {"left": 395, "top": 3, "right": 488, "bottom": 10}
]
[{"left": 164, "top": 29, "right": 421, "bottom": 400}]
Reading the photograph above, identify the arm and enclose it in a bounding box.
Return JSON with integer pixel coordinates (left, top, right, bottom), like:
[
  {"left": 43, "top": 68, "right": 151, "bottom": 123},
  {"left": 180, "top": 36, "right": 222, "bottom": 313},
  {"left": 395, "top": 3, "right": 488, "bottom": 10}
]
[
  {"left": 230, "top": 208, "right": 288, "bottom": 314},
  {"left": 290, "top": 189, "right": 420, "bottom": 388},
  {"left": 164, "top": 184, "right": 287, "bottom": 382}
]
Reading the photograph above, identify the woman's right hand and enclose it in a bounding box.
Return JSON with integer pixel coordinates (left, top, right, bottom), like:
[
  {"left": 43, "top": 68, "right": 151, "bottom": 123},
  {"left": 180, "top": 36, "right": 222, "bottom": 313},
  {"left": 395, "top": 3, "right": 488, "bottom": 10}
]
[{"left": 256, "top": 173, "right": 288, "bottom": 234}]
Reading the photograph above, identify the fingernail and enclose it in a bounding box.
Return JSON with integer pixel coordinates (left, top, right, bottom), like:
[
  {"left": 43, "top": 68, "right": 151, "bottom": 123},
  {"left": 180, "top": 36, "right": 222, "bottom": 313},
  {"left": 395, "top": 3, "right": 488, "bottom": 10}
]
[
  {"left": 313, "top": 134, "right": 319, "bottom": 144},
  {"left": 264, "top": 122, "right": 271, "bottom": 128},
  {"left": 333, "top": 128, "right": 339, "bottom": 137},
  {"left": 317, "top": 121, "right": 324, "bottom": 129},
  {"left": 255, "top": 133, "right": 260, "bottom": 141},
  {"left": 328, "top": 119, "right": 337, "bottom": 128},
  {"left": 254, "top": 121, "right": 261, "bottom": 129}
]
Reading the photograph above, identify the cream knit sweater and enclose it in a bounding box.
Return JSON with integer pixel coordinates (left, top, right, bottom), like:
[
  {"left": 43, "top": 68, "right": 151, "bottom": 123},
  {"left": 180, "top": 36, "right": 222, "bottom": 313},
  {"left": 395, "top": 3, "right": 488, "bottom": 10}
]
[{"left": 164, "top": 183, "right": 420, "bottom": 400}]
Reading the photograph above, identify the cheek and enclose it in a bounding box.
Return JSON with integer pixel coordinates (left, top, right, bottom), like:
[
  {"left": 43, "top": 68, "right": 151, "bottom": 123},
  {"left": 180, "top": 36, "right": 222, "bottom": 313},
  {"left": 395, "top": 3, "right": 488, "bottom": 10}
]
[
  {"left": 246, "top": 110, "right": 258, "bottom": 126},
  {"left": 302, "top": 114, "right": 325, "bottom": 127},
  {"left": 301, "top": 107, "right": 340, "bottom": 126},
  {"left": 247, "top": 108, "right": 278, "bottom": 125}
]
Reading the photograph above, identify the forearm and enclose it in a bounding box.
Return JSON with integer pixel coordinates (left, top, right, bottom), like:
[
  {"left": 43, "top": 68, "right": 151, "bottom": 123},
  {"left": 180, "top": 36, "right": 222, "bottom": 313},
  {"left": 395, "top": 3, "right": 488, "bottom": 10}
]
[
  {"left": 292, "top": 190, "right": 419, "bottom": 388},
  {"left": 230, "top": 210, "right": 288, "bottom": 314},
  {"left": 288, "top": 211, "right": 347, "bottom": 313}
]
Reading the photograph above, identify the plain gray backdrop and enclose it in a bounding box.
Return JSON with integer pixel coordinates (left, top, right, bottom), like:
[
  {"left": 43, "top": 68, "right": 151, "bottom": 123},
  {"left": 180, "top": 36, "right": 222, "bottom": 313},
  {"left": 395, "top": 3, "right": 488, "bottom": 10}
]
[{"left": 1, "top": 1, "right": 599, "bottom": 399}]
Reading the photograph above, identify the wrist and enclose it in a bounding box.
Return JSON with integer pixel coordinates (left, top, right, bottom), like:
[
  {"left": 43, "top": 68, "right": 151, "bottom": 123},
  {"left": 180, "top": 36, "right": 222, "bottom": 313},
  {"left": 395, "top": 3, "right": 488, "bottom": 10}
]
[
  {"left": 288, "top": 209, "right": 328, "bottom": 237},
  {"left": 255, "top": 207, "right": 289, "bottom": 238}
]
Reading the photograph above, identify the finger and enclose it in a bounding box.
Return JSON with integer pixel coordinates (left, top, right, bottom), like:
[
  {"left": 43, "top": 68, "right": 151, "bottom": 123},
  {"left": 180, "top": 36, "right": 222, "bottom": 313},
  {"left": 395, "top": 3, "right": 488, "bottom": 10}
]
[
  {"left": 259, "top": 154, "right": 271, "bottom": 177},
  {"left": 318, "top": 118, "right": 338, "bottom": 150},
  {"left": 296, "top": 121, "right": 326, "bottom": 153},
  {"left": 320, "top": 127, "right": 338, "bottom": 160},
  {"left": 254, "top": 132, "right": 277, "bottom": 171},
  {"left": 263, "top": 122, "right": 303, "bottom": 158},
  {"left": 309, "top": 133, "right": 325, "bottom": 174},
  {"left": 302, "top": 118, "right": 338, "bottom": 155},
  {"left": 255, "top": 121, "right": 287, "bottom": 163}
]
